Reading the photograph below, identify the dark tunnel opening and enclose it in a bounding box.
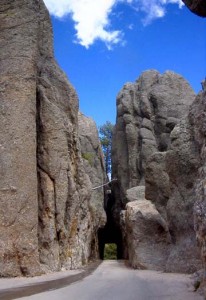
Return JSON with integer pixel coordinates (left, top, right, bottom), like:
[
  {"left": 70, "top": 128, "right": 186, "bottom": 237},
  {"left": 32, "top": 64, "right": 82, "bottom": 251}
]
[{"left": 98, "top": 190, "right": 123, "bottom": 260}]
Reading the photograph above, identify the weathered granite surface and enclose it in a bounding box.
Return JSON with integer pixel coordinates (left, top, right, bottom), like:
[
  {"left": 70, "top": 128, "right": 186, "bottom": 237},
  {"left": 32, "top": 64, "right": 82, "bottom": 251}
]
[
  {"left": 112, "top": 70, "right": 195, "bottom": 208},
  {"left": 112, "top": 70, "right": 202, "bottom": 272},
  {"left": 0, "top": 0, "right": 103, "bottom": 277},
  {"left": 145, "top": 117, "right": 201, "bottom": 272},
  {"left": 125, "top": 199, "right": 171, "bottom": 271},
  {"left": 78, "top": 113, "right": 106, "bottom": 259},
  {"left": 183, "top": 0, "right": 206, "bottom": 285},
  {"left": 123, "top": 131, "right": 202, "bottom": 272},
  {"left": 0, "top": 0, "right": 46, "bottom": 277},
  {"left": 145, "top": 152, "right": 170, "bottom": 220},
  {"left": 190, "top": 83, "right": 206, "bottom": 273}
]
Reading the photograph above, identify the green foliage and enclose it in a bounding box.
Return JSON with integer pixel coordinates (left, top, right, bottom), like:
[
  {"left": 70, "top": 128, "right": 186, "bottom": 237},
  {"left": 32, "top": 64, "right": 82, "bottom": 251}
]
[
  {"left": 82, "top": 152, "right": 94, "bottom": 166},
  {"left": 99, "top": 121, "right": 114, "bottom": 175},
  {"left": 104, "top": 243, "right": 117, "bottom": 260}
]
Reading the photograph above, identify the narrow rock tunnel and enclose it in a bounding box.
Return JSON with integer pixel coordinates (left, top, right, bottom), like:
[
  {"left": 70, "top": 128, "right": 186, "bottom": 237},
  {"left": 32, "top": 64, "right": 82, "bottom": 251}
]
[{"left": 98, "top": 190, "right": 123, "bottom": 260}]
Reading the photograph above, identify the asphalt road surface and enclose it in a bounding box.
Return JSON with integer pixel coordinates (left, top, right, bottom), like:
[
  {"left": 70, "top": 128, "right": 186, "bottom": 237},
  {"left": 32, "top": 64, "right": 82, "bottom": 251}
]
[{"left": 13, "top": 260, "right": 203, "bottom": 300}]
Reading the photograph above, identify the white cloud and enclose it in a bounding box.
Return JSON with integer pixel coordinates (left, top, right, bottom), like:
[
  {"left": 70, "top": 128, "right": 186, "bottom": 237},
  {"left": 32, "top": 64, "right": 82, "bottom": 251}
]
[
  {"left": 43, "top": 0, "right": 122, "bottom": 49},
  {"left": 43, "top": 0, "right": 71, "bottom": 18},
  {"left": 128, "top": 24, "right": 134, "bottom": 30},
  {"left": 129, "top": 0, "right": 184, "bottom": 25},
  {"left": 43, "top": 0, "right": 184, "bottom": 49}
]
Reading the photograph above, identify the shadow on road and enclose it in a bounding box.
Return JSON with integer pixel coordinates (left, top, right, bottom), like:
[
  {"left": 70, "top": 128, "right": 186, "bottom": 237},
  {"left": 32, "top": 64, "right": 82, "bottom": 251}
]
[{"left": 0, "top": 261, "right": 102, "bottom": 300}]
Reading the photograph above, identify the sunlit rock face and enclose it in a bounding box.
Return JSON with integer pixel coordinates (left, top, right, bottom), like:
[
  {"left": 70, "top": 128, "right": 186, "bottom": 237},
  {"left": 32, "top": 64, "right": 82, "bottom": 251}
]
[
  {"left": 145, "top": 115, "right": 201, "bottom": 273},
  {"left": 182, "top": 0, "right": 206, "bottom": 17},
  {"left": 0, "top": 0, "right": 102, "bottom": 276},
  {"left": 125, "top": 199, "right": 171, "bottom": 271},
  {"left": 156, "top": 82, "right": 206, "bottom": 273},
  {"left": 112, "top": 70, "right": 202, "bottom": 273},
  {"left": 112, "top": 70, "right": 195, "bottom": 210}
]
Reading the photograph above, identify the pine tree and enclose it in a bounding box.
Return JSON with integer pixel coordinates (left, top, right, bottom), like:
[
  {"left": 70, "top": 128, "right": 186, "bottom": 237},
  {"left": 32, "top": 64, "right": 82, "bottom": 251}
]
[{"left": 99, "top": 121, "right": 114, "bottom": 176}]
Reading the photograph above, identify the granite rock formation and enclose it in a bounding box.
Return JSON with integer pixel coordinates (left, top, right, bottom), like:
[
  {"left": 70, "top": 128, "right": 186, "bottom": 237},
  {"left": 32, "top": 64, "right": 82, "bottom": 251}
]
[
  {"left": 112, "top": 70, "right": 195, "bottom": 208},
  {"left": 182, "top": 0, "right": 206, "bottom": 286},
  {"left": 125, "top": 199, "right": 171, "bottom": 270},
  {"left": 112, "top": 70, "right": 202, "bottom": 272},
  {"left": 78, "top": 113, "right": 106, "bottom": 258},
  {"left": 144, "top": 117, "right": 201, "bottom": 272},
  {"left": 0, "top": 0, "right": 104, "bottom": 277},
  {"left": 119, "top": 80, "right": 206, "bottom": 273},
  {"left": 182, "top": 0, "right": 206, "bottom": 17},
  {"left": 145, "top": 152, "right": 170, "bottom": 220},
  {"left": 144, "top": 83, "right": 206, "bottom": 273},
  {"left": 191, "top": 83, "right": 206, "bottom": 274}
]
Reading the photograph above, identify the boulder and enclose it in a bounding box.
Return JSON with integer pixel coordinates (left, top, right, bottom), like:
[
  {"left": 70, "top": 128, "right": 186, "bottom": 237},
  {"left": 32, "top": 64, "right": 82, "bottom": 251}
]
[
  {"left": 126, "top": 186, "right": 145, "bottom": 202},
  {"left": 125, "top": 200, "right": 171, "bottom": 270}
]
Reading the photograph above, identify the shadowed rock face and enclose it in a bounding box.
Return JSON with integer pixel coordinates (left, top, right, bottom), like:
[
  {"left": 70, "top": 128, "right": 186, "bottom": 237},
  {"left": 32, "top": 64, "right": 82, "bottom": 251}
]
[
  {"left": 0, "top": 0, "right": 103, "bottom": 277},
  {"left": 182, "top": 0, "right": 206, "bottom": 17},
  {"left": 78, "top": 113, "right": 107, "bottom": 259},
  {"left": 182, "top": 0, "right": 206, "bottom": 281},
  {"left": 190, "top": 83, "right": 206, "bottom": 272}
]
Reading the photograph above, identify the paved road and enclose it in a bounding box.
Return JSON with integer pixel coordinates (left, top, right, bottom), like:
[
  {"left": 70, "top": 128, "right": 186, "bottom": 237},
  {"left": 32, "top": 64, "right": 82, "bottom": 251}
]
[{"left": 15, "top": 260, "right": 202, "bottom": 300}]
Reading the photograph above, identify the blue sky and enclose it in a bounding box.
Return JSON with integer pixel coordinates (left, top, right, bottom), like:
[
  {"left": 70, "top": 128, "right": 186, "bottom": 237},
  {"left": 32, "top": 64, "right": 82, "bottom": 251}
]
[{"left": 43, "top": 0, "right": 205, "bottom": 127}]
